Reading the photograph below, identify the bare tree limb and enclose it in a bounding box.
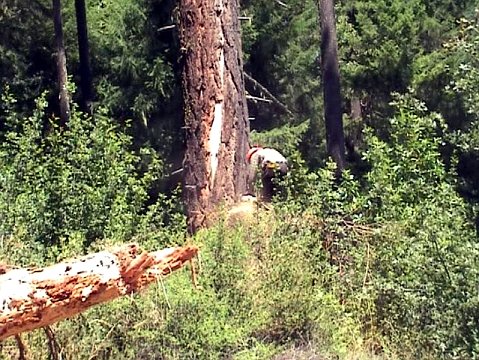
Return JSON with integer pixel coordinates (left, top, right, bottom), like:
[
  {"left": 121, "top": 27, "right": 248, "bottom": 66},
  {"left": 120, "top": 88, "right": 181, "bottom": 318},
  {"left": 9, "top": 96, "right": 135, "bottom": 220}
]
[
  {"left": 44, "top": 326, "right": 60, "bottom": 360},
  {"left": 158, "top": 24, "right": 176, "bottom": 32},
  {"left": 274, "top": 0, "right": 289, "bottom": 8},
  {"left": 0, "top": 244, "right": 198, "bottom": 341},
  {"left": 14, "top": 334, "right": 26, "bottom": 360},
  {"left": 243, "top": 72, "right": 295, "bottom": 117},
  {"left": 246, "top": 94, "right": 273, "bottom": 103}
]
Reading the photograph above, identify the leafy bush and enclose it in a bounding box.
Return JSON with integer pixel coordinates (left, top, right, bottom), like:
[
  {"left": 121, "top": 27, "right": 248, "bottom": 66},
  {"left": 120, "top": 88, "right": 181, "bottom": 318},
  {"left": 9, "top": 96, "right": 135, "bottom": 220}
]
[
  {"left": 350, "top": 94, "right": 479, "bottom": 358},
  {"left": 5, "top": 208, "right": 367, "bottom": 360},
  {"left": 0, "top": 90, "right": 181, "bottom": 265},
  {"left": 264, "top": 93, "right": 479, "bottom": 358}
]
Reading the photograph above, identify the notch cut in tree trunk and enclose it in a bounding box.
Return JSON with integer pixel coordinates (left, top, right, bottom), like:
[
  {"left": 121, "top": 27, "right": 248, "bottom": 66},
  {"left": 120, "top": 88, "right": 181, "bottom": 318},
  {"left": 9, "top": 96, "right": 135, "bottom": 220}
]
[{"left": 0, "top": 244, "right": 198, "bottom": 341}]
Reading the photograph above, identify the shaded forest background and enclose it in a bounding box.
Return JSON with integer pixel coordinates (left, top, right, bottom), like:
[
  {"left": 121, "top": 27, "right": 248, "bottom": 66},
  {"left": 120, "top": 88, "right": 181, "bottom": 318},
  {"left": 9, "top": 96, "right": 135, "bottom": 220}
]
[{"left": 1, "top": 0, "right": 479, "bottom": 358}]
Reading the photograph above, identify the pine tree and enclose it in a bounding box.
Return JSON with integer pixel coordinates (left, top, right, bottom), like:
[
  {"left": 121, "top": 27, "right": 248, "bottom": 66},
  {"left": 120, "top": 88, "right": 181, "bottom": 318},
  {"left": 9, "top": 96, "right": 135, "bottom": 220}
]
[
  {"left": 52, "top": 0, "right": 70, "bottom": 124},
  {"left": 318, "top": 0, "right": 345, "bottom": 171},
  {"left": 178, "top": 0, "right": 250, "bottom": 233},
  {"left": 75, "top": 0, "right": 93, "bottom": 114}
]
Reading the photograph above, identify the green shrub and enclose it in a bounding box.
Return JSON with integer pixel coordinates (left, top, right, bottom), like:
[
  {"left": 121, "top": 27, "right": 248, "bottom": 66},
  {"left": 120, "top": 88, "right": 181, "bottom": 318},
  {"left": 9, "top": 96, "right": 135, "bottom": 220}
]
[
  {"left": 0, "top": 90, "right": 180, "bottom": 265},
  {"left": 355, "top": 94, "right": 479, "bottom": 357},
  {"left": 31, "top": 213, "right": 365, "bottom": 360},
  {"left": 269, "top": 93, "right": 479, "bottom": 358}
]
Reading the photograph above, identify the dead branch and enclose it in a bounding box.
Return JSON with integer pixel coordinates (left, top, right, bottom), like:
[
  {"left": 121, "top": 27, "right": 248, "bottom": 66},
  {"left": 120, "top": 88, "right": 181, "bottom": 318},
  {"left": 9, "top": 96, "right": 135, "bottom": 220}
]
[
  {"left": 274, "top": 0, "right": 289, "bottom": 8},
  {"left": 246, "top": 94, "right": 273, "bottom": 103},
  {"left": 157, "top": 24, "right": 176, "bottom": 32},
  {"left": 14, "top": 334, "right": 26, "bottom": 360},
  {"left": 0, "top": 244, "right": 198, "bottom": 341},
  {"left": 243, "top": 72, "right": 295, "bottom": 117},
  {"left": 44, "top": 326, "right": 60, "bottom": 360}
]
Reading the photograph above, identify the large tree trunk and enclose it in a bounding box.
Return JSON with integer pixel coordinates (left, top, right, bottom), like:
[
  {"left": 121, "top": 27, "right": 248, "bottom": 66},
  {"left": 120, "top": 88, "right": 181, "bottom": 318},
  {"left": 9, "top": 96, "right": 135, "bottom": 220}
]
[
  {"left": 52, "top": 0, "right": 70, "bottom": 125},
  {"left": 318, "top": 0, "right": 345, "bottom": 172},
  {"left": 0, "top": 244, "right": 198, "bottom": 340},
  {"left": 178, "top": 0, "right": 250, "bottom": 233},
  {"left": 75, "top": 0, "right": 93, "bottom": 114}
]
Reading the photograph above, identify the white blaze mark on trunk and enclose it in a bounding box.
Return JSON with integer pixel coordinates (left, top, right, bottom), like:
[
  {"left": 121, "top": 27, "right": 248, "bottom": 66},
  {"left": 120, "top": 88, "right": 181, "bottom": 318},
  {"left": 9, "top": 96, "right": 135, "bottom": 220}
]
[
  {"left": 209, "top": 41, "right": 225, "bottom": 185},
  {"left": 210, "top": 102, "right": 223, "bottom": 184}
]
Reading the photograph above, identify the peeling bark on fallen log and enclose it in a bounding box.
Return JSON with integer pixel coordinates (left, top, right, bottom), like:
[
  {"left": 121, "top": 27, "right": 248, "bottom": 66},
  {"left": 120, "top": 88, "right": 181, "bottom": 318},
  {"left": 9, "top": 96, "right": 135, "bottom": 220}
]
[{"left": 0, "top": 244, "right": 198, "bottom": 341}]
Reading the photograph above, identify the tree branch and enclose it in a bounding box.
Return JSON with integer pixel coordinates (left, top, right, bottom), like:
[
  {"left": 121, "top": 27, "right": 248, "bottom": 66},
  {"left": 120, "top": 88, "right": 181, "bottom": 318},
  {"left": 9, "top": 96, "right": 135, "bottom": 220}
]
[
  {"left": 158, "top": 24, "right": 176, "bottom": 32},
  {"left": 0, "top": 244, "right": 198, "bottom": 340},
  {"left": 246, "top": 94, "right": 273, "bottom": 103},
  {"left": 44, "top": 326, "right": 60, "bottom": 360},
  {"left": 274, "top": 0, "right": 289, "bottom": 8},
  {"left": 14, "top": 334, "right": 26, "bottom": 360},
  {"left": 243, "top": 72, "right": 294, "bottom": 117}
]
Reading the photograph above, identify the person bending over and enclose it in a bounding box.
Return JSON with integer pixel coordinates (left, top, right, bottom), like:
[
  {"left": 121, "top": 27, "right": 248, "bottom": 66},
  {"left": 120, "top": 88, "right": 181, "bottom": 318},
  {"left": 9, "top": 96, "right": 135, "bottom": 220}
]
[{"left": 246, "top": 146, "right": 288, "bottom": 202}]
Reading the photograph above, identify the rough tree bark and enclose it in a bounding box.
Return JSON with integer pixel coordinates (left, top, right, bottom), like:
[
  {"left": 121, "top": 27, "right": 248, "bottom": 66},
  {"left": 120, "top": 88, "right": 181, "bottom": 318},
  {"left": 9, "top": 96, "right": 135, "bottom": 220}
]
[
  {"left": 0, "top": 244, "right": 198, "bottom": 340},
  {"left": 75, "top": 0, "right": 93, "bottom": 114},
  {"left": 318, "top": 0, "right": 346, "bottom": 172},
  {"left": 52, "top": 0, "right": 70, "bottom": 125},
  {"left": 345, "top": 95, "right": 363, "bottom": 161},
  {"left": 178, "top": 0, "right": 250, "bottom": 233}
]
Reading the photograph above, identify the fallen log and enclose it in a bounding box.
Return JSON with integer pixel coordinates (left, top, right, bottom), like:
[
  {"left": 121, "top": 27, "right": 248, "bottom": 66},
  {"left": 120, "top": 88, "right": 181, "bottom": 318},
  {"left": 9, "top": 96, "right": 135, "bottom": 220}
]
[{"left": 0, "top": 244, "right": 198, "bottom": 340}]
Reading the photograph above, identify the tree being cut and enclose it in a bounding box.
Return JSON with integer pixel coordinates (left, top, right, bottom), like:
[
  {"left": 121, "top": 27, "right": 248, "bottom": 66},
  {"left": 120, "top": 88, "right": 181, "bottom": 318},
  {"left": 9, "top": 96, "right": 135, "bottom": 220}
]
[{"left": 0, "top": 244, "right": 198, "bottom": 341}]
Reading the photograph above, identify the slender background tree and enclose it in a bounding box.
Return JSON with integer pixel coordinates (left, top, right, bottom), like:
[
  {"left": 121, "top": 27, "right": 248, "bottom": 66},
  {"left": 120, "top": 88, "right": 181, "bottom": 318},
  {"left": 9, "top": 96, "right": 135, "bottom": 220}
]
[
  {"left": 52, "top": 0, "right": 70, "bottom": 125},
  {"left": 74, "top": 0, "right": 93, "bottom": 114},
  {"left": 318, "top": 0, "right": 345, "bottom": 172}
]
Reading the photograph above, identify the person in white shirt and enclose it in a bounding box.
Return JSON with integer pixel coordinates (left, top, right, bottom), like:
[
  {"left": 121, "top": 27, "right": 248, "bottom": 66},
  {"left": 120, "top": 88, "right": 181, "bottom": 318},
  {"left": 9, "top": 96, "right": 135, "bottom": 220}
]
[{"left": 246, "top": 146, "right": 288, "bottom": 201}]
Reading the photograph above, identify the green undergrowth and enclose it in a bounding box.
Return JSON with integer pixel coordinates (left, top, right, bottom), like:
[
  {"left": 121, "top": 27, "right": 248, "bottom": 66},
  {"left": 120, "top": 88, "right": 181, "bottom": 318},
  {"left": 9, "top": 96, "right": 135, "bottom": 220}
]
[
  {"left": 2, "top": 92, "right": 479, "bottom": 359},
  {"left": 1, "top": 213, "right": 375, "bottom": 359}
]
